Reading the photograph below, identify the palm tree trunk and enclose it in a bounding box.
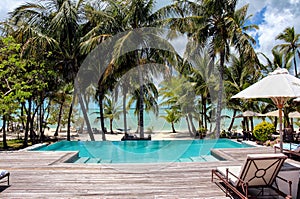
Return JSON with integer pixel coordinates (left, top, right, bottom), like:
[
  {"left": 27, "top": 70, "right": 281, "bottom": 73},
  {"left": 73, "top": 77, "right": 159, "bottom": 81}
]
[
  {"left": 171, "top": 122, "right": 176, "bottom": 133},
  {"left": 138, "top": 67, "right": 144, "bottom": 138},
  {"left": 203, "top": 97, "right": 208, "bottom": 130},
  {"left": 185, "top": 115, "right": 193, "bottom": 136},
  {"left": 23, "top": 99, "right": 32, "bottom": 147},
  {"left": 110, "top": 119, "right": 113, "bottom": 134},
  {"left": 123, "top": 88, "right": 128, "bottom": 134},
  {"left": 2, "top": 115, "right": 7, "bottom": 149},
  {"left": 67, "top": 89, "right": 76, "bottom": 141},
  {"left": 98, "top": 94, "right": 107, "bottom": 141},
  {"left": 215, "top": 51, "right": 225, "bottom": 138},
  {"left": 227, "top": 109, "right": 237, "bottom": 131},
  {"left": 54, "top": 102, "right": 64, "bottom": 137},
  {"left": 67, "top": 103, "right": 73, "bottom": 141},
  {"left": 294, "top": 56, "right": 298, "bottom": 77},
  {"left": 77, "top": 92, "right": 95, "bottom": 141},
  {"left": 39, "top": 93, "right": 45, "bottom": 142},
  {"left": 188, "top": 113, "right": 196, "bottom": 134}
]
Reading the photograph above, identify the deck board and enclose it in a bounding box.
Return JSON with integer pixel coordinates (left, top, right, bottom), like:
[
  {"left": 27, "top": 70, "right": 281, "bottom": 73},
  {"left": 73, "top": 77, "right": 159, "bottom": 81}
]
[{"left": 0, "top": 146, "right": 299, "bottom": 198}]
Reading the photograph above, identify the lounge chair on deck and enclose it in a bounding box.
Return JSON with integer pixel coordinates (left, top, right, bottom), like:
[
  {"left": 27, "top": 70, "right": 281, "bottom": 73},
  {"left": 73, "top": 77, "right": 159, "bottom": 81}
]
[
  {"left": 0, "top": 170, "right": 9, "bottom": 185},
  {"left": 211, "top": 154, "right": 292, "bottom": 199},
  {"left": 274, "top": 144, "right": 300, "bottom": 160}
]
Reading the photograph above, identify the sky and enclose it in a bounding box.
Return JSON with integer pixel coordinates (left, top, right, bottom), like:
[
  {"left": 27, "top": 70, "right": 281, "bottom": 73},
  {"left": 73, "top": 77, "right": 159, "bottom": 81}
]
[{"left": 0, "top": 0, "right": 300, "bottom": 60}]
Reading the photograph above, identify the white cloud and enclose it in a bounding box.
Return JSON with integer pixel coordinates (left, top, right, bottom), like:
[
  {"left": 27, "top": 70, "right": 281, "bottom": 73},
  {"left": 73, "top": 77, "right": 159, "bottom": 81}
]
[{"left": 238, "top": 0, "right": 300, "bottom": 63}]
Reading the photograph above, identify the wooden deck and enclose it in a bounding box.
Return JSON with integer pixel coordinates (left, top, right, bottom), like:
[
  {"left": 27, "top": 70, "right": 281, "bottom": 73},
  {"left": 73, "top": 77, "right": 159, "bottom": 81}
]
[{"left": 0, "top": 146, "right": 299, "bottom": 198}]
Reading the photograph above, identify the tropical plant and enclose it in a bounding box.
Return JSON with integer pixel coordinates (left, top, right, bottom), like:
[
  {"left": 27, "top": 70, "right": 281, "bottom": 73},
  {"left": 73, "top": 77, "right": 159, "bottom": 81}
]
[
  {"left": 103, "top": 97, "right": 122, "bottom": 134},
  {"left": 127, "top": 82, "right": 159, "bottom": 133},
  {"left": 159, "top": 76, "right": 196, "bottom": 136},
  {"left": 161, "top": 108, "right": 181, "bottom": 133},
  {"left": 253, "top": 121, "right": 275, "bottom": 143}
]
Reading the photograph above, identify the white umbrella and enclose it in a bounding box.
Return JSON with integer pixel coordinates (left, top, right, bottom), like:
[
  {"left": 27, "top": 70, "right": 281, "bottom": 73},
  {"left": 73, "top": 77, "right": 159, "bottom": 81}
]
[
  {"left": 234, "top": 110, "right": 263, "bottom": 118},
  {"left": 288, "top": 111, "right": 300, "bottom": 118},
  {"left": 263, "top": 110, "right": 284, "bottom": 117},
  {"left": 232, "top": 68, "right": 300, "bottom": 152}
]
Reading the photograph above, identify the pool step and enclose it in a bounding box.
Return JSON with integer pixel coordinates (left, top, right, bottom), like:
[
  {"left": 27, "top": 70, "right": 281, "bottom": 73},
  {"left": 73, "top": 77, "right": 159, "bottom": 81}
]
[
  {"left": 85, "top": 158, "right": 102, "bottom": 163},
  {"left": 100, "top": 159, "right": 112, "bottom": 163},
  {"left": 75, "top": 157, "right": 112, "bottom": 164},
  {"left": 190, "top": 156, "right": 205, "bottom": 162},
  {"left": 202, "top": 155, "right": 218, "bottom": 162},
  {"left": 179, "top": 158, "right": 193, "bottom": 162},
  {"left": 75, "top": 157, "right": 90, "bottom": 163}
]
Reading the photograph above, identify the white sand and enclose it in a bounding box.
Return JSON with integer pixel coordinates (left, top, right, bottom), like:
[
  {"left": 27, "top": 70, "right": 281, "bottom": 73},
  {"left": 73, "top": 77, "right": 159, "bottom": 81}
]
[
  {"left": 40, "top": 128, "right": 195, "bottom": 141},
  {"left": 73, "top": 130, "right": 194, "bottom": 141}
]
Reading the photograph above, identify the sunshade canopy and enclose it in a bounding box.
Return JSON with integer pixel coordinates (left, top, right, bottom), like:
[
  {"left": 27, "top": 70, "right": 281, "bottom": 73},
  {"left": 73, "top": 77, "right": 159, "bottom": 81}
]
[{"left": 232, "top": 68, "right": 300, "bottom": 101}]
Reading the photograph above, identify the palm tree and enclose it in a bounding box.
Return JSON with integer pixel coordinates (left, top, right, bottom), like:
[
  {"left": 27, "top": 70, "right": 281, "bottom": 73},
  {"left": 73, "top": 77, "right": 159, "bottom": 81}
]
[
  {"left": 276, "top": 27, "right": 300, "bottom": 77},
  {"left": 103, "top": 96, "right": 122, "bottom": 134},
  {"left": 161, "top": 109, "right": 181, "bottom": 133},
  {"left": 52, "top": 83, "right": 73, "bottom": 137},
  {"left": 224, "top": 54, "right": 260, "bottom": 132},
  {"left": 128, "top": 82, "right": 159, "bottom": 134},
  {"left": 159, "top": 76, "right": 197, "bottom": 136}
]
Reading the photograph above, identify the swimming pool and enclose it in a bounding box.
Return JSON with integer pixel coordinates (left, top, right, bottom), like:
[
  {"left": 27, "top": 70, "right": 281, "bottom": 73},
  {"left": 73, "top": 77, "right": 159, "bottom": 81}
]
[{"left": 33, "top": 139, "right": 252, "bottom": 164}]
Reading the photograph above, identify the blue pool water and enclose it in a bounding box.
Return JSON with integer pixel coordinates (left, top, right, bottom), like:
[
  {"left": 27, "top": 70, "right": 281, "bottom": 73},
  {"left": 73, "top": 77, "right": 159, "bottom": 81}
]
[{"left": 33, "top": 139, "right": 252, "bottom": 164}]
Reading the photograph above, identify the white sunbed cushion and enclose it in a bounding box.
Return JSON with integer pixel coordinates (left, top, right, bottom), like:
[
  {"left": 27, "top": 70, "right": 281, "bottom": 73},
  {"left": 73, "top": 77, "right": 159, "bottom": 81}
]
[
  {"left": 217, "top": 166, "right": 241, "bottom": 186},
  {"left": 0, "top": 170, "right": 8, "bottom": 178}
]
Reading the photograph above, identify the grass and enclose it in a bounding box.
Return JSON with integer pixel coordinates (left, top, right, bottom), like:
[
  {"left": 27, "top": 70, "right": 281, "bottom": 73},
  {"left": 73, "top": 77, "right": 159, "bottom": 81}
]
[{"left": 0, "top": 139, "right": 32, "bottom": 150}]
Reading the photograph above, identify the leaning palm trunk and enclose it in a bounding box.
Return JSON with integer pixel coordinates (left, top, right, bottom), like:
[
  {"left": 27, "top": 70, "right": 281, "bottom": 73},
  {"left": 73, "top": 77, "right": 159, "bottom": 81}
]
[
  {"left": 185, "top": 115, "right": 193, "bottom": 137},
  {"left": 227, "top": 109, "right": 237, "bottom": 131},
  {"left": 171, "top": 122, "right": 176, "bottom": 133},
  {"left": 54, "top": 102, "right": 64, "bottom": 137},
  {"left": 76, "top": 88, "right": 95, "bottom": 141},
  {"left": 188, "top": 113, "right": 197, "bottom": 134}
]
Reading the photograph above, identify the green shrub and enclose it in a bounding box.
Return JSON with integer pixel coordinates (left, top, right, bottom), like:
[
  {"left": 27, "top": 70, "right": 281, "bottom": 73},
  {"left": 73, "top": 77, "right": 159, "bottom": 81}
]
[{"left": 253, "top": 121, "right": 275, "bottom": 142}]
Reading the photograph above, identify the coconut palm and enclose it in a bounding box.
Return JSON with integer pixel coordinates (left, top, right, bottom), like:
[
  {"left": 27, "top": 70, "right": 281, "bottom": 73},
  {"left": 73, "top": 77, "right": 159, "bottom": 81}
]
[
  {"left": 276, "top": 27, "right": 300, "bottom": 77},
  {"left": 103, "top": 96, "right": 122, "bottom": 134},
  {"left": 127, "top": 82, "right": 159, "bottom": 134},
  {"left": 225, "top": 54, "right": 261, "bottom": 132},
  {"left": 159, "top": 76, "right": 197, "bottom": 136},
  {"left": 161, "top": 109, "right": 182, "bottom": 133}
]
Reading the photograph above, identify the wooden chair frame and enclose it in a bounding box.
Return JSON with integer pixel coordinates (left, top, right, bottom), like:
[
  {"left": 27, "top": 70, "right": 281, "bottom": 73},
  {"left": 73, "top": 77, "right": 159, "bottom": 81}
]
[
  {"left": 0, "top": 171, "right": 10, "bottom": 186},
  {"left": 211, "top": 154, "right": 292, "bottom": 199}
]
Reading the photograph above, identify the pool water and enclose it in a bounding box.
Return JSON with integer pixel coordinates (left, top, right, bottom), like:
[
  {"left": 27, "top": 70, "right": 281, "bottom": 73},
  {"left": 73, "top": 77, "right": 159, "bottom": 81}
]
[{"left": 34, "top": 139, "right": 252, "bottom": 164}]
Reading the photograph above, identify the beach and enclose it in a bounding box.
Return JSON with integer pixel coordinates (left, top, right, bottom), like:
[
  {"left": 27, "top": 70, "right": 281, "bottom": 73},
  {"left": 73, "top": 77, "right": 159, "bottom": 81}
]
[{"left": 42, "top": 128, "right": 196, "bottom": 141}]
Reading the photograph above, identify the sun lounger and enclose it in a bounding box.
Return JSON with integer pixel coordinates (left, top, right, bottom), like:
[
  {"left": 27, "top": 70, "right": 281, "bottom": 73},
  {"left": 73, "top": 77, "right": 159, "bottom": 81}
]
[
  {"left": 274, "top": 143, "right": 300, "bottom": 158},
  {"left": 0, "top": 170, "right": 9, "bottom": 185},
  {"left": 211, "top": 153, "right": 292, "bottom": 199}
]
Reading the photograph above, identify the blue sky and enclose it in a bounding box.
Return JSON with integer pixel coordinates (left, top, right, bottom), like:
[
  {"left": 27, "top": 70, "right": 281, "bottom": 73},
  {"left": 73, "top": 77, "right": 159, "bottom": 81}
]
[{"left": 0, "top": 0, "right": 300, "bottom": 60}]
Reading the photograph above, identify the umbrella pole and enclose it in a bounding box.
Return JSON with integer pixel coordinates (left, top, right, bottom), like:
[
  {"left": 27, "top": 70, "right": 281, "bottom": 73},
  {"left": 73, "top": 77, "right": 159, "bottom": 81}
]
[{"left": 279, "top": 106, "right": 283, "bottom": 153}]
